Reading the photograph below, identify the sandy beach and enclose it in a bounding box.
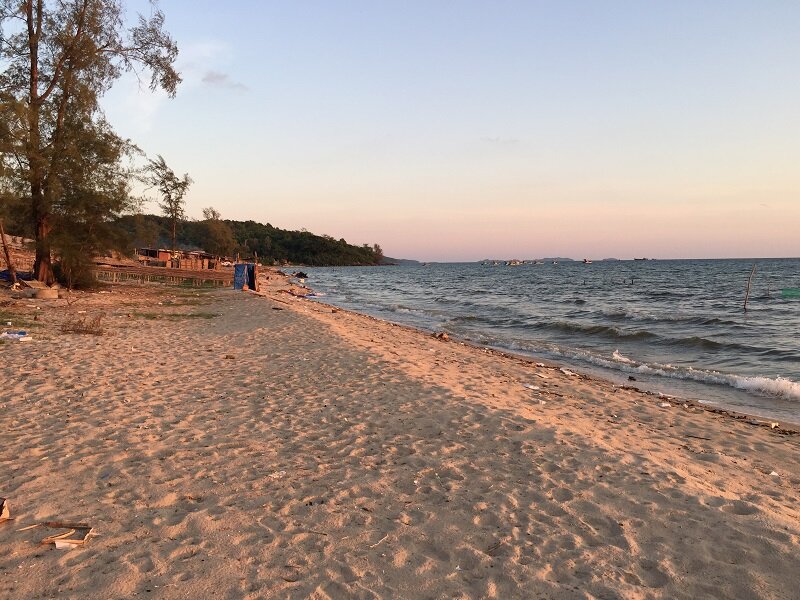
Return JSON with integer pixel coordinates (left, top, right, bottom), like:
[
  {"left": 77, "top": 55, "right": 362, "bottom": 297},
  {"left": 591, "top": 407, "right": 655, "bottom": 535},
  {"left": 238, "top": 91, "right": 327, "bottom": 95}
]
[{"left": 2, "top": 272, "right": 799, "bottom": 599}]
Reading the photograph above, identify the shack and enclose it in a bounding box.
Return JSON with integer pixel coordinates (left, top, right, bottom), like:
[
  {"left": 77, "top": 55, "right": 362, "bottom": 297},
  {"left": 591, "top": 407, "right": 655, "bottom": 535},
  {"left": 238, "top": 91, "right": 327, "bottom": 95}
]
[{"left": 136, "top": 248, "right": 221, "bottom": 270}]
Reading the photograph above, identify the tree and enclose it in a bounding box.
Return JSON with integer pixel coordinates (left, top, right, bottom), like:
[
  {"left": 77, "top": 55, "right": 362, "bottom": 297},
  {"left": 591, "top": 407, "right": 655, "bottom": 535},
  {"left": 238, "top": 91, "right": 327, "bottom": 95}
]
[
  {"left": 49, "top": 111, "right": 135, "bottom": 287},
  {"left": 0, "top": 0, "right": 180, "bottom": 283},
  {"left": 202, "top": 206, "right": 220, "bottom": 221},
  {"left": 199, "top": 206, "right": 235, "bottom": 257},
  {"left": 144, "top": 154, "right": 190, "bottom": 251}
]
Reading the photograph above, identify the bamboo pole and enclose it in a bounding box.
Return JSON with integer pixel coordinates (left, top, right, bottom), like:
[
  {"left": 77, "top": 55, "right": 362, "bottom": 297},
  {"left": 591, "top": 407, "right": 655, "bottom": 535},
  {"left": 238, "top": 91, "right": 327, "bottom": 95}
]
[{"left": 744, "top": 263, "right": 757, "bottom": 312}]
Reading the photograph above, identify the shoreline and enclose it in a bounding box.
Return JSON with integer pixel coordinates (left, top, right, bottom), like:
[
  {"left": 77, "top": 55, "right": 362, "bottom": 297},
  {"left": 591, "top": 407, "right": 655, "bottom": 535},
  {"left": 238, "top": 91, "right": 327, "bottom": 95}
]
[
  {"left": 2, "top": 275, "right": 799, "bottom": 598},
  {"left": 277, "top": 272, "right": 800, "bottom": 433}
]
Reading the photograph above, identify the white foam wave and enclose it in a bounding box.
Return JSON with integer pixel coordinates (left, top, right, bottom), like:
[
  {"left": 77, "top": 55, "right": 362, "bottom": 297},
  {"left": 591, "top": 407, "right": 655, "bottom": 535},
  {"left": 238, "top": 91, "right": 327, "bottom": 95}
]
[
  {"left": 612, "top": 349, "right": 634, "bottom": 364},
  {"left": 577, "top": 351, "right": 800, "bottom": 401},
  {"left": 427, "top": 331, "right": 800, "bottom": 402}
]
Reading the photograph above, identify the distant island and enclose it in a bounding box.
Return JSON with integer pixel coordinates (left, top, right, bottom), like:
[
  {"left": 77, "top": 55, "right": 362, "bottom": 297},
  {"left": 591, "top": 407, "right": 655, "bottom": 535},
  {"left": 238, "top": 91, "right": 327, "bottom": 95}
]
[
  {"left": 381, "top": 257, "right": 422, "bottom": 266},
  {"left": 479, "top": 257, "right": 576, "bottom": 264}
]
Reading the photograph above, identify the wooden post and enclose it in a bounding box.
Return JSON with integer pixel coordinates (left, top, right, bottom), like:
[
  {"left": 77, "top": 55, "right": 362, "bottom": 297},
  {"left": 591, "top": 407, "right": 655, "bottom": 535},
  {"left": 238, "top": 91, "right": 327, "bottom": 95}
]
[
  {"left": 744, "top": 263, "right": 757, "bottom": 312},
  {"left": 0, "top": 219, "right": 17, "bottom": 285}
]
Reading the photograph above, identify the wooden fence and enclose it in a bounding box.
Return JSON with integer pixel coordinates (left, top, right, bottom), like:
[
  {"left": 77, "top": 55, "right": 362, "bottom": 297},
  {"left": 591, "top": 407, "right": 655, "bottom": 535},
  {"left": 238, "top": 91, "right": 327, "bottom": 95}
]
[{"left": 93, "top": 264, "right": 234, "bottom": 287}]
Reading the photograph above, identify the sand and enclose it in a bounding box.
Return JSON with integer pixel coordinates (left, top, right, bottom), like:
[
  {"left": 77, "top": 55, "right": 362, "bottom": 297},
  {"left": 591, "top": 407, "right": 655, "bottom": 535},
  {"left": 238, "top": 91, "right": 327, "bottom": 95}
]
[{"left": 1, "top": 273, "right": 799, "bottom": 599}]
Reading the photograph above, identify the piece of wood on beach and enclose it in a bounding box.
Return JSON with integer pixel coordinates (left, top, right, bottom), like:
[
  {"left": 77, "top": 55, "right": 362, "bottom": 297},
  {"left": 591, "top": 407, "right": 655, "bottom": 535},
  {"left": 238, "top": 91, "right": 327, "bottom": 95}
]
[{"left": 19, "top": 521, "right": 94, "bottom": 548}]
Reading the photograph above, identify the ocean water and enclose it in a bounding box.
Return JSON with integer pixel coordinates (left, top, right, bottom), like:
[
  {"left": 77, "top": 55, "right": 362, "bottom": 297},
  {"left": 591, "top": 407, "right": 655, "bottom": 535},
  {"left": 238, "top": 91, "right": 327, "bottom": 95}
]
[{"left": 302, "top": 259, "right": 800, "bottom": 424}]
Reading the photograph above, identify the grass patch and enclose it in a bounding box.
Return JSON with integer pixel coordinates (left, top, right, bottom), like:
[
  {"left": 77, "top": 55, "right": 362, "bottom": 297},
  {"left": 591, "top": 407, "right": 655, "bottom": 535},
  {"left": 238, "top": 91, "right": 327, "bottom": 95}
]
[
  {"left": 160, "top": 298, "right": 209, "bottom": 307},
  {"left": 0, "top": 309, "right": 40, "bottom": 330},
  {"left": 61, "top": 314, "right": 105, "bottom": 335}
]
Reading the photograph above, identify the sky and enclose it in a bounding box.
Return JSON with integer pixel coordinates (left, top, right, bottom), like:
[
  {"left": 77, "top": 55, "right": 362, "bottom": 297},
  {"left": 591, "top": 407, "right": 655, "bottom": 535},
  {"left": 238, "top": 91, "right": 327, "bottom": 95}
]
[{"left": 102, "top": 1, "right": 800, "bottom": 261}]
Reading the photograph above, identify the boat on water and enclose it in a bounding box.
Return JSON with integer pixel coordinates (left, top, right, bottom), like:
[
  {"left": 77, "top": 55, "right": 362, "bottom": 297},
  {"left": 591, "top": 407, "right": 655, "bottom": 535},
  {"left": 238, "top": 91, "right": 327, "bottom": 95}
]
[{"left": 583, "top": 259, "right": 592, "bottom": 264}]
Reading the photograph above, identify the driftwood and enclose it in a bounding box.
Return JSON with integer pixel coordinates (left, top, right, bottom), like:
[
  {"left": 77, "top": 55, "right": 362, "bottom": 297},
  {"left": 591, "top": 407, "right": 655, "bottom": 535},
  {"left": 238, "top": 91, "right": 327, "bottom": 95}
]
[{"left": 19, "top": 521, "right": 93, "bottom": 547}]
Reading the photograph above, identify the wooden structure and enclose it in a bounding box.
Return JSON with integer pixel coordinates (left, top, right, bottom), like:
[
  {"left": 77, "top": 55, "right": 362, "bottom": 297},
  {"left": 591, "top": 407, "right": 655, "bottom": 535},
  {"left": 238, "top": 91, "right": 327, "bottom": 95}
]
[
  {"left": 136, "top": 248, "right": 221, "bottom": 271},
  {"left": 0, "top": 233, "right": 34, "bottom": 273},
  {"left": 94, "top": 264, "right": 233, "bottom": 287}
]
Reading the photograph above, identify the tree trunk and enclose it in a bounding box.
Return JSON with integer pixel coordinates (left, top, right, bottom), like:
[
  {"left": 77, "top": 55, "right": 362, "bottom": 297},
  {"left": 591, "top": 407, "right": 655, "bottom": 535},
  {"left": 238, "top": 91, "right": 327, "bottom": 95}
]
[
  {"left": 27, "top": 0, "right": 54, "bottom": 284},
  {"left": 33, "top": 200, "right": 54, "bottom": 285}
]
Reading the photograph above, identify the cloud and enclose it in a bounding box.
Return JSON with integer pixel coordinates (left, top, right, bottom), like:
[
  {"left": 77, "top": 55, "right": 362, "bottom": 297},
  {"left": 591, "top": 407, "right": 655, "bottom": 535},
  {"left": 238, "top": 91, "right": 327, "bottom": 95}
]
[
  {"left": 103, "top": 72, "right": 169, "bottom": 134},
  {"left": 201, "top": 70, "right": 248, "bottom": 91}
]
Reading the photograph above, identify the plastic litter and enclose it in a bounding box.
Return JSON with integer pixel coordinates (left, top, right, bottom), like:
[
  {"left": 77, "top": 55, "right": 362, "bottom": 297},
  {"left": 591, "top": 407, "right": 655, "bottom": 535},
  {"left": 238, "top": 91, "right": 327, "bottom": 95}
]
[{"left": 1, "top": 330, "right": 30, "bottom": 341}]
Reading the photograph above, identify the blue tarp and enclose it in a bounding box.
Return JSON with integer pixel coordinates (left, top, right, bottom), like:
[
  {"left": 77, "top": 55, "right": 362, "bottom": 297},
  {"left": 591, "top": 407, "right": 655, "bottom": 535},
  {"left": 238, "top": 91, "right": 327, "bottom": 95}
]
[
  {"left": 0, "top": 270, "right": 33, "bottom": 282},
  {"left": 233, "top": 263, "right": 256, "bottom": 290}
]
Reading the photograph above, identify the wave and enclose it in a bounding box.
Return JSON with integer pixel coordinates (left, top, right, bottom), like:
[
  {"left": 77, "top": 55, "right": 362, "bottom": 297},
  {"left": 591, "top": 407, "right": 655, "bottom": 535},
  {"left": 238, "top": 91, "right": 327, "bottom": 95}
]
[
  {"left": 532, "top": 320, "right": 781, "bottom": 356},
  {"left": 611, "top": 349, "right": 635, "bottom": 364},
  {"left": 448, "top": 315, "right": 481, "bottom": 323},
  {"left": 536, "top": 321, "right": 659, "bottom": 342},
  {"left": 465, "top": 337, "right": 800, "bottom": 402},
  {"left": 599, "top": 350, "right": 800, "bottom": 401},
  {"left": 597, "top": 309, "right": 740, "bottom": 327}
]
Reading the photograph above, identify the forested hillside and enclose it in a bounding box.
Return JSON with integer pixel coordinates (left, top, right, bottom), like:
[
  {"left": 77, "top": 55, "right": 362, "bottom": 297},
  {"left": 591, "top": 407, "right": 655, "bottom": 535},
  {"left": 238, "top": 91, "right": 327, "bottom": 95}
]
[{"left": 115, "top": 214, "right": 384, "bottom": 266}]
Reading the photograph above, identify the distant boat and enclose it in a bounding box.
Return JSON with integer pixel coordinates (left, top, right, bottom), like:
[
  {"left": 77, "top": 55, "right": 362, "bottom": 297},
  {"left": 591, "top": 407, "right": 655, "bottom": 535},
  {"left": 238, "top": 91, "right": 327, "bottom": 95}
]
[
  {"left": 506, "top": 259, "right": 523, "bottom": 266},
  {"left": 583, "top": 259, "right": 593, "bottom": 264},
  {"left": 552, "top": 261, "right": 558, "bottom": 265},
  {"left": 633, "top": 257, "right": 650, "bottom": 261}
]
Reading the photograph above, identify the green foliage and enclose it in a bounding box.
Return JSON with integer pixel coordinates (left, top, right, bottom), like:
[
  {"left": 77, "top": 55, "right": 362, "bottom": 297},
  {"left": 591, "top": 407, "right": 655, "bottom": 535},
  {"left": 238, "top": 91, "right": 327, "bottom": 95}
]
[
  {"left": 199, "top": 206, "right": 235, "bottom": 256},
  {"left": 0, "top": 0, "right": 181, "bottom": 282},
  {"left": 115, "top": 214, "right": 384, "bottom": 266},
  {"left": 49, "top": 112, "right": 135, "bottom": 288},
  {"left": 143, "top": 155, "right": 191, "bottom": 250}
]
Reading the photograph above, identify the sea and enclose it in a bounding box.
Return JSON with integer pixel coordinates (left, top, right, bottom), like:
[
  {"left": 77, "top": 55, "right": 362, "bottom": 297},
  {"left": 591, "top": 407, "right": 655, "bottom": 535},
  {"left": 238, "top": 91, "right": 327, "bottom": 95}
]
[{"left": 302, "top": 259, "right": 800, "bottom": 424}]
